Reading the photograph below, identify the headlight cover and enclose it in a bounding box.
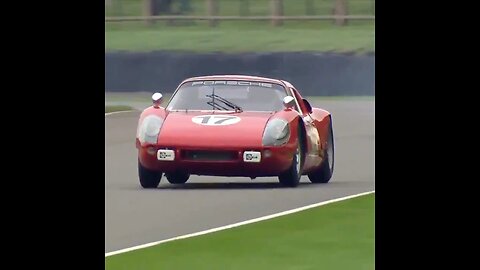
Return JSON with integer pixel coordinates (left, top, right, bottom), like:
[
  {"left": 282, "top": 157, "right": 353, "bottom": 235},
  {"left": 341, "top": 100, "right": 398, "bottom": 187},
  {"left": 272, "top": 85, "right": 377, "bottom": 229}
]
[
  {"left": 262, "top": 119, "right": 290, "bottom": 146},
  {"left": 137, "top": 115, "right": 164, "bottom": 144}
]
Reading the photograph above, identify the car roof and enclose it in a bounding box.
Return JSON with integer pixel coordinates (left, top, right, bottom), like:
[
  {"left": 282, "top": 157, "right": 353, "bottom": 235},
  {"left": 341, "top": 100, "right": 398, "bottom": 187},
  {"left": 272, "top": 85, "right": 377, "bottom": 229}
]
[{"left": 181, "top": 75, "right": 291, "bottom": 87}]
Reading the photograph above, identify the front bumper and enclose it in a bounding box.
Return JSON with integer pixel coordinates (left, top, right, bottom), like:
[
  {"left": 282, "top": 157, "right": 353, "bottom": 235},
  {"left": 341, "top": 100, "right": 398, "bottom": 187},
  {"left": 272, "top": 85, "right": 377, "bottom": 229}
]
[{"left": 137, "top": 140, "right": 296, "bottom": 177}]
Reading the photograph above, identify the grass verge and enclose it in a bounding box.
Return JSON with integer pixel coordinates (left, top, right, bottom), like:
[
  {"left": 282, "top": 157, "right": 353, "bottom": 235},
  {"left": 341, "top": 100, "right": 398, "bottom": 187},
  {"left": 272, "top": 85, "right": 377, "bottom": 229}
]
[
  {"left": 105, "top": 24, "right": 374, "bottom": 53},
  {"left": 105, "top": 105, "right": 135, "bottom": 113},
  {"left": 105, "top": 193, "right": 375, "bottom": 270}
]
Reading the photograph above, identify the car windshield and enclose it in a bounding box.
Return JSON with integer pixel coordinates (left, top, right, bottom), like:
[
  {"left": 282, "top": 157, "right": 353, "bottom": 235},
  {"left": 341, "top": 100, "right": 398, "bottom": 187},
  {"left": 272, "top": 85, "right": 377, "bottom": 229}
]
[{"left": 167, "top": 80, "right": 288, "bottom": 112}]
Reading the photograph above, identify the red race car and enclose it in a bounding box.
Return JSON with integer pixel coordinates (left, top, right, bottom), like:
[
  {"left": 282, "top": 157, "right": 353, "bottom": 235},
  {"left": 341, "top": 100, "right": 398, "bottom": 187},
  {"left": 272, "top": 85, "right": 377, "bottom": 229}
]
[{"left": 136, "top": 75, "right": 334, "bottom": 188}]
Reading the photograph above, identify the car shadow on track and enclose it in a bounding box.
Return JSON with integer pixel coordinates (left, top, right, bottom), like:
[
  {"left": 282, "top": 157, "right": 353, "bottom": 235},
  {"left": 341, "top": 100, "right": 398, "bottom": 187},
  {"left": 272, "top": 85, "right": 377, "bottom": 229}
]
[{"left": 157, "top": 182, "right": 316, "bottom": 190}]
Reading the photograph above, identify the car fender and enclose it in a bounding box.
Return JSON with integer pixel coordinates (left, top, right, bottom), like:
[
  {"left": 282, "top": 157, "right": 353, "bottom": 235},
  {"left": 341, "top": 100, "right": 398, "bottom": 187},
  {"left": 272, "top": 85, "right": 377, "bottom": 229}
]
[
  {"left": 271, "top": 109, "right": 305, "bottom": 146},
  {"left": 311, "top": 108, "right": 332, "bottom": 150},
  {"left": 136, "top": 106, "right": 167, "bottom": 148}
]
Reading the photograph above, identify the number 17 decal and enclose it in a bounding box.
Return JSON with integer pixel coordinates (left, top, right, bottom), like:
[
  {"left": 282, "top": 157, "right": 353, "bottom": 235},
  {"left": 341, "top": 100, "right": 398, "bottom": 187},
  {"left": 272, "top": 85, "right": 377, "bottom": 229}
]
[{"left": 192, "top": 115, "right": 241, "bottom": 126}]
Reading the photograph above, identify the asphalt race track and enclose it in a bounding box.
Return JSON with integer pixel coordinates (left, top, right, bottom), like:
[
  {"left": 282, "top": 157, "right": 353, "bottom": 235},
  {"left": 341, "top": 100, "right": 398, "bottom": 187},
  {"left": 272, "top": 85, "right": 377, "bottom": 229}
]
[{"left": 105, "top": 99, "right": 375, "bottom": 253}]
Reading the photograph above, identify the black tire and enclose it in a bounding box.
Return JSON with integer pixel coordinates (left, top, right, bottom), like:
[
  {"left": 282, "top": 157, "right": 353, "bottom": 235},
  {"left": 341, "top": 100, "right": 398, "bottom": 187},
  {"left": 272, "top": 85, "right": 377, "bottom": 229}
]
[
  {"left": 165, "top": 171, "right": 190, "bottom": 184},
  {"left": 308, "top": 118, "right": 334, "bottom": 183},
  {"left": 278, "top": 133, "right": 304, "bottom": 187},
  {"left": 138, "top": 160, "right": 162, "bottom": 188}
]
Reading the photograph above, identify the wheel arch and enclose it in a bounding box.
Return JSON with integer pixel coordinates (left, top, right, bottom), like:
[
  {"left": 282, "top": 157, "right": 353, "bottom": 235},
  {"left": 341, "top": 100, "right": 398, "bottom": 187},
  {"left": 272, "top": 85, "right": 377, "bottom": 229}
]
[{"left": 297, "top": 116, "right": 308, "bottom": 171}]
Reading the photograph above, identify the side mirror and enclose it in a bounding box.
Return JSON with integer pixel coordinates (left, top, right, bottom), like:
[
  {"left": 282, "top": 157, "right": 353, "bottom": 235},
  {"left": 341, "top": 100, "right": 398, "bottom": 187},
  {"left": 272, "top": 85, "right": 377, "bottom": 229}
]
[
  {"left": 303, "top": 98, "right": 313, "bottom": 114},
  {"left": 283, "top": 96, "right": 296, "bottom": 110},
  {"left": 152, "top": 92, "right": 163, "bottom": 108}
]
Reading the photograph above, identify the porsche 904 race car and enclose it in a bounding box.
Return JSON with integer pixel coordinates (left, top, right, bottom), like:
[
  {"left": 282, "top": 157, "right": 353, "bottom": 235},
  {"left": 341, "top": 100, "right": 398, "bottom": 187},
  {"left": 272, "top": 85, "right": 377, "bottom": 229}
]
[{"left": 135, "top": 75, "right": 334, "bottom": 188}]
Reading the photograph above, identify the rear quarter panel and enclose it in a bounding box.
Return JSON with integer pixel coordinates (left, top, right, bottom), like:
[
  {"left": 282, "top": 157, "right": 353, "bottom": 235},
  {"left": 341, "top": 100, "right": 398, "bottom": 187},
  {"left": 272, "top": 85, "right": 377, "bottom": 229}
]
[{"left": 311, "top": 108, "right": 332, "bottom": 150}]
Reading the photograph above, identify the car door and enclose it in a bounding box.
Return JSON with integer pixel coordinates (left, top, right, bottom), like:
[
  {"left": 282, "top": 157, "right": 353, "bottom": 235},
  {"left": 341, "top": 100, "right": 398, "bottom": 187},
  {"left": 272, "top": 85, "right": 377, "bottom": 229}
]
[{"left": 287, "top": 87, "right": 322, "bottom": 171}]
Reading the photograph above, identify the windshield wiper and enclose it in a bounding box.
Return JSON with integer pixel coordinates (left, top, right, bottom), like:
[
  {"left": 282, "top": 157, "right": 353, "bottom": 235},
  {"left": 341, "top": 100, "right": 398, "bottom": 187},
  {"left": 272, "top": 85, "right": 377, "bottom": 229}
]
[
  {"left": 207, "top": 100, "right": 230, "bottom": 111},
  {"left": 206, "top": 94, "right": 243, "bottom": 112}
]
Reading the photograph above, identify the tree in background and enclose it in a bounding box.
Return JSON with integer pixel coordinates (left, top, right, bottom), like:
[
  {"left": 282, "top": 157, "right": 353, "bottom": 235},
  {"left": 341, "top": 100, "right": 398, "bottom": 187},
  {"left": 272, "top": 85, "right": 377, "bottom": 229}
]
[
  {"left": 333, "top": 0, "right": 348, "bottom": 26},
  {"left": 239, "top": 0, "right": 250, "bottom": 16},
  {"left": 179, "top": 0, "right": 192, "bottom": 13},
  {"left": 153, "top": 0, "right": 173, "bottom": 14},
  {"left": 151, "top": 0, "right": 192, "bottom": 15}
]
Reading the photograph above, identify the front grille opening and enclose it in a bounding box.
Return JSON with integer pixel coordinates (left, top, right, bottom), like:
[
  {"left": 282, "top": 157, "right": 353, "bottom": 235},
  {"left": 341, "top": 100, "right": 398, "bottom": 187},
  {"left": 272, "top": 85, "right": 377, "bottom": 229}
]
[{"left": 182, "top": 150, "right": 237, "bottom": 161}]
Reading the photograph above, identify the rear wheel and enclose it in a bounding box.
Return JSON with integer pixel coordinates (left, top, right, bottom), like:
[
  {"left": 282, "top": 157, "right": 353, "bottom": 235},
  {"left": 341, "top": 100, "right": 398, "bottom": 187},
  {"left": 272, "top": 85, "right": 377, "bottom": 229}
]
[
  {"left": 278, "top": 138, "right": 303, "bottom": 187},
  {"left": 308, "top": 119, "right": 334, "bottom": 183},
  {"left": 165, "top": 171, "right": 190, "bottom": 184},
  {"left": 138, "top": 160, "right": 162, "bottom": 188}
]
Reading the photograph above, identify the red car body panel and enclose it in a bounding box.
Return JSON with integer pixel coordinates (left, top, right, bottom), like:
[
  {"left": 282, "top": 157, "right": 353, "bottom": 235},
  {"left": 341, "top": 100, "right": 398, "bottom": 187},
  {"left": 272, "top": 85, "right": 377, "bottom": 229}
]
[
  {"left": 136, "top": 75, "right": 332, "bottom": 177},
  {"left": 160, "top": 111, "right": 273, "bottom": 148}
]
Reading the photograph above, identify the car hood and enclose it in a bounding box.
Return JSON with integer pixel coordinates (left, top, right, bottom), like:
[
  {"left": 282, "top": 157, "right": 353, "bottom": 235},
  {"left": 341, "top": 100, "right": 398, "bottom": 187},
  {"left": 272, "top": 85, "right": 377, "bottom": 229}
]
[{"left": 158, "top": 111, "right": 275, "bottom": 148}]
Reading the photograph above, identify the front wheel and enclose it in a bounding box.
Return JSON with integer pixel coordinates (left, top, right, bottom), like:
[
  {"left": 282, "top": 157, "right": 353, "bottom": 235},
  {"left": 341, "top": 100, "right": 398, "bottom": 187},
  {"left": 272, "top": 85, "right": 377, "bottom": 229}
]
[
  {"left": 278, "top": 140, "right": 303, "bottom": 187},
  {"left": 308, "top": 118, "right": 334, "bottom": 183},
  {"left": 165, "top": 171, "right": 190, "bottom": 184},
  {"left": 138, "top": 160, "right": 162, "bottom": 188}
]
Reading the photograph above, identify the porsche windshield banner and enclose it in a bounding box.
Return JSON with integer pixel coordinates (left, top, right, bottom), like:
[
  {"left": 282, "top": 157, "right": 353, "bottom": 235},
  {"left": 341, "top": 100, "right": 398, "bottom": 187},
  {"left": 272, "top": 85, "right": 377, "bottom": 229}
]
[{"left": 189, "top": 80, "right": 281, "bottom": 89}]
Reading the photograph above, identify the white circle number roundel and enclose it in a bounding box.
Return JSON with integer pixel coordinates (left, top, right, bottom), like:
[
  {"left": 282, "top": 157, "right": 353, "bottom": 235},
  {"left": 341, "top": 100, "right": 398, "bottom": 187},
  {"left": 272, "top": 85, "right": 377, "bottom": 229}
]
[{"left": 192, "top": 115, "right": 241, "bottom": 126}]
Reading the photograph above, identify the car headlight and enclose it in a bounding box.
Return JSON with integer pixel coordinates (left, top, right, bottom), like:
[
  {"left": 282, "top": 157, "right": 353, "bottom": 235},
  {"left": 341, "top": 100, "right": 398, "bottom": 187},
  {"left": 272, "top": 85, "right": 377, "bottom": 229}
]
[
  {"left": 262, "top": 119, "right": 290, "bottom": 146},
  {"left": 137, "top": 115, "right": 164, "bottom": 144}
]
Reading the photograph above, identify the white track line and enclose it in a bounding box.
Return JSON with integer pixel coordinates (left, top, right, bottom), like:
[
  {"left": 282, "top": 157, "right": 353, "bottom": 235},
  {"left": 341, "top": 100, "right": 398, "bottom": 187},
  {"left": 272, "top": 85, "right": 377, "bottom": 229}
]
[
  {"left": 105, "top": 190, "right": 375, "bottom": 257},
  {"left": 105, "top": 110, "right": 135, "bottom": 116}
]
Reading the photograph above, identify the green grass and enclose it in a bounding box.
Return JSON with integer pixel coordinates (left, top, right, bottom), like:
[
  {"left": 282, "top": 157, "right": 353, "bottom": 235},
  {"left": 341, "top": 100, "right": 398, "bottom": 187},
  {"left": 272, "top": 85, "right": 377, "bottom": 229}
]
[
  {"left": 105, "top": 23, "right": 374, "bottom": 53},
  {"left": 105, "top": 105, "right": 135, "bottom": 113},
  {"left": 105, "top": 0, "right": 375, "bottom": 53},
  {"left": 105, "top": 193, "right": 375, "bottom": 270},
  {"left": 106, "top": 92, "right": 172, "bottom": 102},
  {"left": 106, "top": 0, "right": 375, "bottom": 17}
]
